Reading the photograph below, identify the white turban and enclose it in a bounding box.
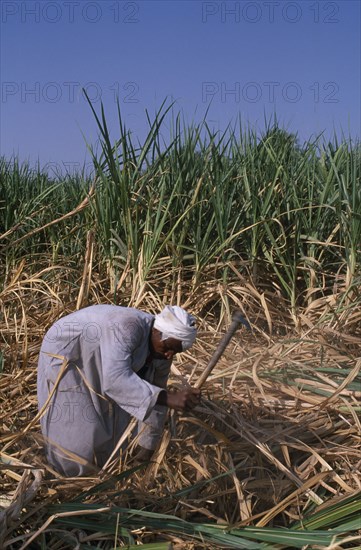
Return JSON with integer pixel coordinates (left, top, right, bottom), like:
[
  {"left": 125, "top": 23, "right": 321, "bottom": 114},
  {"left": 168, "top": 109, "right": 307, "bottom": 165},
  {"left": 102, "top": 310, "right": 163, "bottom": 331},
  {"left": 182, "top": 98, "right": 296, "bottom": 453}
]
[{"left": 154, "top": 305, "right": 197, "bottom": 351}]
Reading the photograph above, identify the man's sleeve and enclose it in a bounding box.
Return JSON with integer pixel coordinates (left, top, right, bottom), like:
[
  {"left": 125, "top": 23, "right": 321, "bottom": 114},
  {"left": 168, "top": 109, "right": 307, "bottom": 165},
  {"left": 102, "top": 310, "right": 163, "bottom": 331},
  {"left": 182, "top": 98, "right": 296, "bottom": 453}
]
[
  {"left": 136, "top": 359, "right": 172, "bottom": 450},
  {"left": 100, "top": 321, "right": 163, "bottom": 422}
]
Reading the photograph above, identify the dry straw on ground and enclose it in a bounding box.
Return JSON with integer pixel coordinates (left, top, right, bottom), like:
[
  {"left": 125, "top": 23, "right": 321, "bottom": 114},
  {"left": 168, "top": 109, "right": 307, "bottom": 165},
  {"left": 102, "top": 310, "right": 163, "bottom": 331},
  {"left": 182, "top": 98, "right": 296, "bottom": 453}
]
[
  {"left": 1, "top": 107, "right": 360, "bottom": 547},
  {"left": 1, "top": 261, "right": 360, "bottom": 549}
]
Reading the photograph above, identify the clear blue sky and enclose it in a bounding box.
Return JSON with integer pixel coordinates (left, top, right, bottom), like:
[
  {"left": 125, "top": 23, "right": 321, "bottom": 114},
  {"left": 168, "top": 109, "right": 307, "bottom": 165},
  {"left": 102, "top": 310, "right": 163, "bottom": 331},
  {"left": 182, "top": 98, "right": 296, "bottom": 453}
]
[{"left": 1, "top": 0, "right": 360, "bottom": 174}]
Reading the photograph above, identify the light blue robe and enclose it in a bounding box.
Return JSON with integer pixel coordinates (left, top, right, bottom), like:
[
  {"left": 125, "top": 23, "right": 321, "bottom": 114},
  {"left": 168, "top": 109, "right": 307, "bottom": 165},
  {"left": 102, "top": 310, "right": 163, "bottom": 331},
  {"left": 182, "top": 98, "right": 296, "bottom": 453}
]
[{"left": 37, "top": 305, "right": 170, "bottom": 476}]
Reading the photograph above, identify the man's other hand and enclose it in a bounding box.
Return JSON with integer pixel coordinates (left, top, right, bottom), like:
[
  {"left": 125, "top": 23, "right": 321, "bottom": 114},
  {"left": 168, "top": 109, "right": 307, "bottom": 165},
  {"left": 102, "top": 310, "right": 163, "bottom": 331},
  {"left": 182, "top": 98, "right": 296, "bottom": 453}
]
[{"left": 166, "top": 388, "right": 201, "bottom": 411}]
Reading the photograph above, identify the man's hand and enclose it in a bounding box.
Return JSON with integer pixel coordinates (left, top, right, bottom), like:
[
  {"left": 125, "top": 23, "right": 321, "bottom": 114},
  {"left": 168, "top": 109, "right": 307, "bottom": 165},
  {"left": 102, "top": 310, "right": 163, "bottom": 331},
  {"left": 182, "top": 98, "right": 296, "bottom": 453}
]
[{"left": 157, "top": 388, "right": 201, "bottom": 411}]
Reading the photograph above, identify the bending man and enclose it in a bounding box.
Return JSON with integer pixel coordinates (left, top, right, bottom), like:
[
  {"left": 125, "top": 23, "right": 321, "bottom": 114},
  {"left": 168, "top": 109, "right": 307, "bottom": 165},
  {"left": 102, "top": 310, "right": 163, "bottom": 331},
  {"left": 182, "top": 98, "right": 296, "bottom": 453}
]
[{"left": 37, "top": 304, "right": 200, "bottom": 476}]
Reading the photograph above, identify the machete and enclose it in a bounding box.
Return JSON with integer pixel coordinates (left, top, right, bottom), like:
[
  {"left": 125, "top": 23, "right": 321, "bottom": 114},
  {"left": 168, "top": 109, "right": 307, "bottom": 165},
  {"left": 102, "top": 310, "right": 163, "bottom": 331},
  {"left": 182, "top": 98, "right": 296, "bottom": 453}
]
[{"left": 195, "top": 310, "right": 251, "bottom": 388}]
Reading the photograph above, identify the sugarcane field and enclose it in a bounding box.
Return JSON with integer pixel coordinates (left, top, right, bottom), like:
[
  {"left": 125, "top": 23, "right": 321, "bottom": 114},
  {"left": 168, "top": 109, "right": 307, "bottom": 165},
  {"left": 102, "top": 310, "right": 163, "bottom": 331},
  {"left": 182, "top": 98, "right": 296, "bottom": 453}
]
[{"left": 1, "top": 103, "right": 360, "bottom": 549}]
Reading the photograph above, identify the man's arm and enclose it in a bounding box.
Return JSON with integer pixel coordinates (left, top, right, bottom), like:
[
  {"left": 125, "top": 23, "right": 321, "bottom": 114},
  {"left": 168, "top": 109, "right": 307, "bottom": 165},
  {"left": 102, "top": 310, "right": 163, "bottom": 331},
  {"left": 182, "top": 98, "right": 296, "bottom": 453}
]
[{"left": 101, "top": 323, "right": 164, "bottom": 422}]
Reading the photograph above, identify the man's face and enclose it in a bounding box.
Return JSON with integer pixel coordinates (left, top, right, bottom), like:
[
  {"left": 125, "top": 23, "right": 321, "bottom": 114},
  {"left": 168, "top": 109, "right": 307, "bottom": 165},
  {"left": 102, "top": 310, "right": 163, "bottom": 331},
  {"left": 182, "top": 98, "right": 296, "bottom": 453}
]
[{"left": 150, "top": 328, "right": 182, "bottom": 360}]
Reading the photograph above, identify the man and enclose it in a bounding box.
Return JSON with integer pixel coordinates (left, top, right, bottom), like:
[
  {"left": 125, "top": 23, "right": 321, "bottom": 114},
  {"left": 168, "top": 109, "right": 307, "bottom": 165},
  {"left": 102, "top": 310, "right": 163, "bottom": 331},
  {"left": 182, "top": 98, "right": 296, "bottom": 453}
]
[{"left": 37, "top": 304, "right": 200, "bottom": 476}]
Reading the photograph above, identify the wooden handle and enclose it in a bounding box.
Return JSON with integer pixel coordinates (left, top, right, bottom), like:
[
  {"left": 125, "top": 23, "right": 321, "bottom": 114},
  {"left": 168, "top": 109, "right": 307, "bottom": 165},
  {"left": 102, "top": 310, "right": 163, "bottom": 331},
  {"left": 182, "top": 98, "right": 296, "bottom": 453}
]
[{"left": 195, "top": 311, "right": 250, "bottom": 388}]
